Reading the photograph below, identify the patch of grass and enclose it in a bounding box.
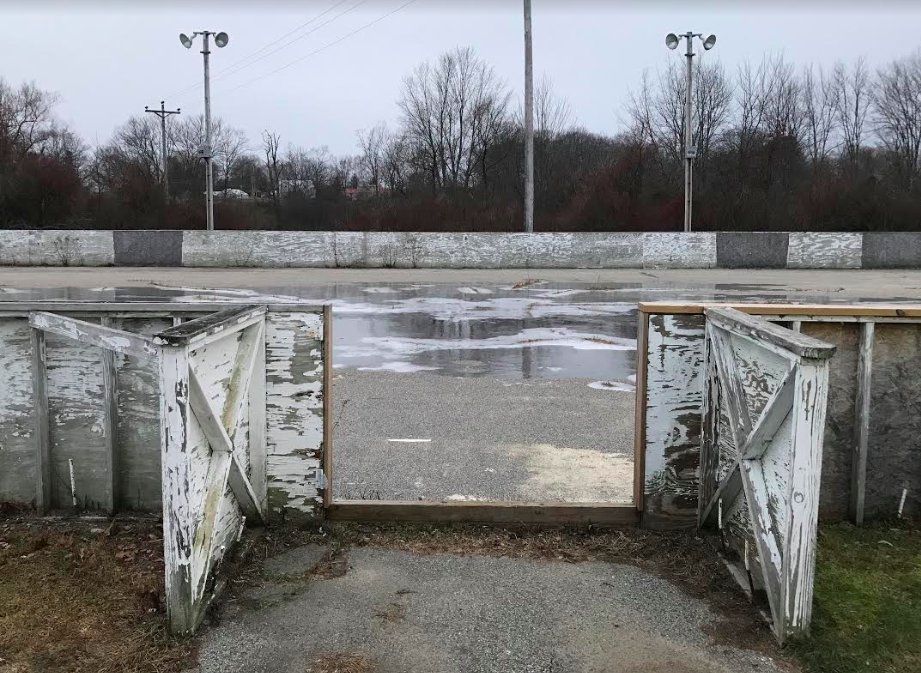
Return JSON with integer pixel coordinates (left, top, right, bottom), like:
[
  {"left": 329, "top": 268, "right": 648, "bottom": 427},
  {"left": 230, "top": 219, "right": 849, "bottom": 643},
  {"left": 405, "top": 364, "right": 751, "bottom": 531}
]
[
  {"left": 791, "top": 522, "right": 921, "bottom": 673},
  {"left": 0, "top": 517, "right": 194, "bottom": 673}
]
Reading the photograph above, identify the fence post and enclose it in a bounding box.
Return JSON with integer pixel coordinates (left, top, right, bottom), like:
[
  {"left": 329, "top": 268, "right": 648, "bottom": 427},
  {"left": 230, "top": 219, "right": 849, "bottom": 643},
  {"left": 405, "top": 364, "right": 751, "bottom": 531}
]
[{"left": 158, "top": 343, "right": 196, "bottom": 634}]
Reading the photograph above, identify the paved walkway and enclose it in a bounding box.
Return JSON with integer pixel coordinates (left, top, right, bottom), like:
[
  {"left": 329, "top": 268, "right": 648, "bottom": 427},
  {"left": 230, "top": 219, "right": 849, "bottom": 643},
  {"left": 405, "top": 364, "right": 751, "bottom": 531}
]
[{"left": 198, "top": 544, "right": 787, "bottom": 673}]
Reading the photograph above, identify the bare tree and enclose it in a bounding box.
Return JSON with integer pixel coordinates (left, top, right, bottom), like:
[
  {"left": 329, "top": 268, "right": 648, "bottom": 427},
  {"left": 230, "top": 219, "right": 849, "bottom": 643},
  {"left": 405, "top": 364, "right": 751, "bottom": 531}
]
[
  {"left": 262, "top": 130, "right": 281, "bottom": 215},
  {"left": 874, "top": 50, "right": 921, "bottom": 188},
  {"left": 833, "top": 56, "right": 871, "bottom": 168},
  {"left": 801, "top": 64, "right": 838, "bottom": 168},
  {"left": 357, "top": 122, "right": 388, "bottom": 194},
  {"left": 399, "top": 46, "right": 511, "bottom": 192},
  {"left": 0, "top": 80, "right": 59, "bottom": 167}
]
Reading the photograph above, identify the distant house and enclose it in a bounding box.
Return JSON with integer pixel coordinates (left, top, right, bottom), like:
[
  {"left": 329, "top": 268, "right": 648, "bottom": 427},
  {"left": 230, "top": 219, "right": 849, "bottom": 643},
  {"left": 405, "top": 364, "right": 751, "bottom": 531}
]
[{"left": 212, "top": 188, "right": 251, "bottom": 200}]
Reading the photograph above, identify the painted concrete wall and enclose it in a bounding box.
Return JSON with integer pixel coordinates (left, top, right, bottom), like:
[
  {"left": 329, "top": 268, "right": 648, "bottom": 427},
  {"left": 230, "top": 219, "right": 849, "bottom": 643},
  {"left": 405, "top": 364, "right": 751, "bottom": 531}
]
[{"left": 2, "top": 230, "right": 921, "bottom": 268}]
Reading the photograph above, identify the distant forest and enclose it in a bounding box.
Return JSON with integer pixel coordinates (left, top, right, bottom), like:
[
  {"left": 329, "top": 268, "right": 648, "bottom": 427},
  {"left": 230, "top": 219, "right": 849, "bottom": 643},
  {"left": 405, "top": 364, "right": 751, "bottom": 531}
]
[{"left": 2, "top": 45, "right": 921, "bottom": 232}]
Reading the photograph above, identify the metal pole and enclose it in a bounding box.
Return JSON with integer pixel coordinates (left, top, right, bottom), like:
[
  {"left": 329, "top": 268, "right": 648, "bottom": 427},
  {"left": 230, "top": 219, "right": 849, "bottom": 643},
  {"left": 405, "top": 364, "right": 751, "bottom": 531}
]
[
  {"left": 202, "top": 31, "right": 214, "bottom": 231},
  {"left": 684, "top": 32, "right": 694, "bottom": 233},
  {"left": 523, "top": 0, "right": 534, "bottom": 234}
]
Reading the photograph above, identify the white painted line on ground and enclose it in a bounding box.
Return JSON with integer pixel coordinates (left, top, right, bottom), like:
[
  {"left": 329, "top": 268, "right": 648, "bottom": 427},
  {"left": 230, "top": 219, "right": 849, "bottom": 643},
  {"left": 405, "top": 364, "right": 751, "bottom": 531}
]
[{"left": 387, "top": 438, "right": 432, "bottom": 443}]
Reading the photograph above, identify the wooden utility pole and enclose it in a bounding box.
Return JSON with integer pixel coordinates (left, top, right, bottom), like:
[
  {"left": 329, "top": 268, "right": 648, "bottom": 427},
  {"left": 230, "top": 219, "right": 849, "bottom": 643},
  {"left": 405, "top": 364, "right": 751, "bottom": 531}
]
[
  {"left": 145, "top": 101, "right": 181, "bottom": 201},
  {"left": 523, "top": 0, "right": 534, "bottom": 233}
]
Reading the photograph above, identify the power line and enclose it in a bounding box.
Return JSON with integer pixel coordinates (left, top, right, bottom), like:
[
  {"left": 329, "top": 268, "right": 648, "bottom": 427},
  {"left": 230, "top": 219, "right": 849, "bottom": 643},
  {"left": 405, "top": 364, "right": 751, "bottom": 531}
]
[
  {"left": 166, "top": 0, "right": 365, "bottom": 99},
  {"left": 222, "top": 0, "right": 420, "bottom": 95}
]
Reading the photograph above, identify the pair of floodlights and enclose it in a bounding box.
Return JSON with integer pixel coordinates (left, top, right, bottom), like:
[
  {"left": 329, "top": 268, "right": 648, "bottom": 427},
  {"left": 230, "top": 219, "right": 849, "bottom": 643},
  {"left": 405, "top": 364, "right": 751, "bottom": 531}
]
[
  {"left": 179, "top": 31, "right": 229, "bottom": 49},
  {"left": 665, "top": 32, "right": 716, "bottom": 51}
]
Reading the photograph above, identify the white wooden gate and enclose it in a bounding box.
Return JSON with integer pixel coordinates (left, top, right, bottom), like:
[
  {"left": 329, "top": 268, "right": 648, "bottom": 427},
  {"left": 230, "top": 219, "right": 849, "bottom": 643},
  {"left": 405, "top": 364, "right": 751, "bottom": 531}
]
[
  {"left": 697, "top": 307, "right": 836, "bottom": 644},
  {"left": 155, "top": 306, "right": 268, "bottom": 634}
]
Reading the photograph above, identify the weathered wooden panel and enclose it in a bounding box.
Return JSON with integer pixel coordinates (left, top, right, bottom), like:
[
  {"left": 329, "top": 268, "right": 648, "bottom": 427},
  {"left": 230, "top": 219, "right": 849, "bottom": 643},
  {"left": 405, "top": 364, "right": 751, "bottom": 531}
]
[
  {"left": 111, "top": 317, "right": 173, "bottom": 511},
  {"left": 865, "top": 324, "right": 921, "bottom": 519},
  {"left": 0, "top": 319, "right": 37, "bottom": 504},
  {"left": 643, "top": 313, "right": 705, "bottom": 529},
  {"left": 188, "top": 330, "right": 243, "bottom": 572},
  {"left": 45, "top": 330, "right": 109, "bottom": 510},
  {"left": 265, "top": 311, "right": 325, "bottom": 519}
]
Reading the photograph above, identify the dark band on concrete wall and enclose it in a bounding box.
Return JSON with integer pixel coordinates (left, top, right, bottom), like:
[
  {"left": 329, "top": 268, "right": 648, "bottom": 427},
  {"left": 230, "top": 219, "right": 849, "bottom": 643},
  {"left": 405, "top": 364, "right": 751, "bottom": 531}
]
[
  {"left": 862, "top": 233, "right": 921, "bottom": 269},
  {"left": 716, "top": 232, "right": 789, "bottom": 269},
  {"left": 113, "top": 230, "right": 183, "bottom": 267}
]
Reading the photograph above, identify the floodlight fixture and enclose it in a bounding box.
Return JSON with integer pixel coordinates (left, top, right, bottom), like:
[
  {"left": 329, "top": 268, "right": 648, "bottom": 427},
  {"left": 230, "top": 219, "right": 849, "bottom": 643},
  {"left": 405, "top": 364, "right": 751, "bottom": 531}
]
[
  {"left": 665, "top": 33, "right": 679, "bottom": 50},
  {"left": 214, "top": 32, "right": 229, "bottom": 48},
  {"left": 179, "top": 33, "right": 193, "bottom": 49},
  {"left": 703, "top": 34, "right": 716, "bottom": 50}
]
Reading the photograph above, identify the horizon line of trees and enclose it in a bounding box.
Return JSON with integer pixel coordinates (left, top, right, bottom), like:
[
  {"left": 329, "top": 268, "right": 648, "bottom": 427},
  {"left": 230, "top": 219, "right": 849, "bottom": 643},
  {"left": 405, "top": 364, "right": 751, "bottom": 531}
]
[{"left": 2, "top": 44, "right": 921, "bottom": 232}]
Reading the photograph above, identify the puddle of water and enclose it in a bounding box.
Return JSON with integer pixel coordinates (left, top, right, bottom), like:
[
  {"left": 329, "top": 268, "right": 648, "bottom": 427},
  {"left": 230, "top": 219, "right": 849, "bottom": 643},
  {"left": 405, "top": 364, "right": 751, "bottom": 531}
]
[{"left": 7, "top": 281, "right": 917, "bottom": 381}]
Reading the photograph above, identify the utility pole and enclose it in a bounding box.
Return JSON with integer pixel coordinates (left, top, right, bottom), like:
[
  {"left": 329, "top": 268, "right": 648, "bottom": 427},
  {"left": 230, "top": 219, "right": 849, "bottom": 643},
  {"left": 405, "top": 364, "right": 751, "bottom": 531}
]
[
  {"left": 666, "top": 31, "right": 715, "bottom": 233},
  {"left": 523, "top": 0, "right": 534, "bottom": 234},
  {"left": 683, "top": 32, "right": 694, "bottom": 234},
  {"left": 180, "top": 30, "right": 229, "bottom": 231},
  {"left": 145, "top": 101, "right": 181, "bottom": 202}
]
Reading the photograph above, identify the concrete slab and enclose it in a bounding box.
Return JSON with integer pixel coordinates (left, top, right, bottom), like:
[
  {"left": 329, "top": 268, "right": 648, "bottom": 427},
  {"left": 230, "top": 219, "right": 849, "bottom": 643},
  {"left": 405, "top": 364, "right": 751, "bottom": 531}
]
[
  {"left": 113, "top": 230, "right": 183, "bottom": 266},
  {"left": 199, "top": 547, "right": 784, "bottom": 673},
  {"left": 861, "top": 232, "right": 921, "bottom": 268},
  {"left": 716, "top": 232, "right": 789, "bottom": 268}
]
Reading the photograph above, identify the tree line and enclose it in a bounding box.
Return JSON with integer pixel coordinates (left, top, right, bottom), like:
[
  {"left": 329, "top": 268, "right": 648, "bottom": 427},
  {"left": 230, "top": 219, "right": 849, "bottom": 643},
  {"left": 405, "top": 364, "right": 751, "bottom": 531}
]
[{"left": 2, "top": 45, "right": 921, "bottom": 231}]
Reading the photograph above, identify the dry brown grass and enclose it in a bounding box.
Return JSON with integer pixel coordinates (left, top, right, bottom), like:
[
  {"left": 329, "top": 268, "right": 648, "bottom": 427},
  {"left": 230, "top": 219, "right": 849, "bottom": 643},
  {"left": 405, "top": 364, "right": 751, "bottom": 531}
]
[
  {"left": 306, "top": 651, "right": 375, "bottom": 673},
  {"left": 0, "top": 517, "right": 194, "bottom": 673}
]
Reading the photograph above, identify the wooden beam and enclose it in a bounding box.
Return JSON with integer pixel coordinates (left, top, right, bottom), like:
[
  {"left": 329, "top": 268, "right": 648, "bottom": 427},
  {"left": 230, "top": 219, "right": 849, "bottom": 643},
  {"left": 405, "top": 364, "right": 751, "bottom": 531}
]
[
  {"left": 326, "top": 501, "right": 639, "bottom": 527},
  {"left": 158, "top": 344, "right": 196, "bottom": 635},
  {"left": 633, "top": 311, "right": 649, "bottom": 514},
  {"left": 191, "top": 450, "right": 232, "bottom": 600},
  {"left": 31, "top": 328, "right": 50, "bottom": 514},
  {"left": 248, "top": 321, "right": 267, "bottom": 512},
  {"left": 154, "top": 305, "right": 266, "bottom": 349},
  {"left": 228, "top": 454, "right": 264, "bottom": 523},
  {"left": 322, "top": 304, "right": 333, "bottom": 508},
  {"left": 29, "top": 311, "right": 158, "bottom": 359},
  {"left": 780, "top": 361, "right": 830, "bottom": 643},
  {"left": 850, "top": 321, "right": 874, "bottom": 525},
  {"left": 740, "top": 460, "right": 784, "bottom": 641},
  {"left": 708, "top": 323, "right": 753, "bottom": 451},
  {"left": 698, "top": 326, "right": 721, "bottom": 527},
  {"left": 639, "top": 301, "right": 921, "bottom": 319},
  {"left": 706, "top": 307, "right": 837, "bottom": 361},
  {"left": 221, "top": 321, "right": 264, "bottom": 436},
  {"left": 100, "top": 317, "right": 119, "bottom": 514}
]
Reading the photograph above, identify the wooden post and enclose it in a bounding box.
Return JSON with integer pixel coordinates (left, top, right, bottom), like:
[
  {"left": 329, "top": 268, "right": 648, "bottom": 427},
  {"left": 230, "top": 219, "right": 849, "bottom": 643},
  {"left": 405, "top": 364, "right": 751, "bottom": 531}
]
[
  {"left": 101, "top": 317, "right": 119, "bottom": 514},
  {"left": 158, "top": 343, "right": 196, "bottom": 634},
  {"left": 323, "top": 304, "right": 333, "bottom": 508},
  {"left": 31, "top": 328, "right": 51, "bottom": 514},
  {"left": 780, "top": 358, "right": 830, "bottom": 642},
  {"left": 632, "top": 311, "right": 649, "bottom": 513},
  {"left": 248, "top": 320, "right": 267, "bottom": 512},
  {"left": 851, "top": 321, "right": 874, "bottom": 525}
]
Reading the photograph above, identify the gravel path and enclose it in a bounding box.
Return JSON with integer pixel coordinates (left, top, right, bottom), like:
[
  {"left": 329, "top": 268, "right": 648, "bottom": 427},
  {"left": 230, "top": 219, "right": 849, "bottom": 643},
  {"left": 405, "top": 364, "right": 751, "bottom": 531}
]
[{"left": 198, "top": 545, "right": 787, "bottom": 673}]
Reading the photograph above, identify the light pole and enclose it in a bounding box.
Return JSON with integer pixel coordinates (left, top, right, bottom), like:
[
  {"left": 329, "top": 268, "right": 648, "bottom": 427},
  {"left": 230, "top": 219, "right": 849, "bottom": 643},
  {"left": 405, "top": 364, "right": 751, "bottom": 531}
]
[
  {"left": 179, "top": 30, "right": 229, "bottom": 231},
  {"left": 523, "top": 0, "right": 534, "bottom": 234},
  {"left": 666, "top": 31, "right": 715, "bottom": 233}
]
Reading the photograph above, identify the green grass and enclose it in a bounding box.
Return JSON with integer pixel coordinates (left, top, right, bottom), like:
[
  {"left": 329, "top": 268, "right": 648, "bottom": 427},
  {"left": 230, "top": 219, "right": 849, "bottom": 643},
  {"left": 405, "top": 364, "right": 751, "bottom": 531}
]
[{"left": 792, "top": 522, "right": 921, "bottom": 673}]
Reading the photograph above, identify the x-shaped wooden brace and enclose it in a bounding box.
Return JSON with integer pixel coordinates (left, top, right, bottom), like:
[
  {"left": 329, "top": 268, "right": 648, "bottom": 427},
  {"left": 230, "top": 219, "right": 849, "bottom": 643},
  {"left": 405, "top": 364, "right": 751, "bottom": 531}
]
[
  {"left": 699, "top": 323, "right": 796, "bottom": 618},
  {"left": 188, "top": 319, "right": 265, "bottom": 600}
]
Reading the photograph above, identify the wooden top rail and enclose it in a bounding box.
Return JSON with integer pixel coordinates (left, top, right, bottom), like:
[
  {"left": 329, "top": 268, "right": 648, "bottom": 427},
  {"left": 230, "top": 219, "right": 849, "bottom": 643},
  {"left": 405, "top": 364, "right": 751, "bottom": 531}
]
[
  {"left": 0, "top": 300, "right": 326, "bottom": 316},
  {"left": 639, "top": 301, "right": 921, "bottom": 318},
  {"left": 706, "top": 307, "right": 837, "bottom": 360},
  {"left": 154, "top": 305, "right": 266, "bottom": 348}
]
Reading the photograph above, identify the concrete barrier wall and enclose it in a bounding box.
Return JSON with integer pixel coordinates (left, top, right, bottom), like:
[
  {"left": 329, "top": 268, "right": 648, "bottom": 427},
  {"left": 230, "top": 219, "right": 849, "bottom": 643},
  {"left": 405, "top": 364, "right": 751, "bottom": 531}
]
[{"left": 2, "top": 230, "right": 921, "bottom": 268}]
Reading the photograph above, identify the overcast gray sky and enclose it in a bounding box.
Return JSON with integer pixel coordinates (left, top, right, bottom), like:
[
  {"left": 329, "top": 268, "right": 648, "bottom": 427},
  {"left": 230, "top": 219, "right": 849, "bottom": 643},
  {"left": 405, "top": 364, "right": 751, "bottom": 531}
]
[{"left": 2, "top": 1, "right": 920, "bottom": 155}]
